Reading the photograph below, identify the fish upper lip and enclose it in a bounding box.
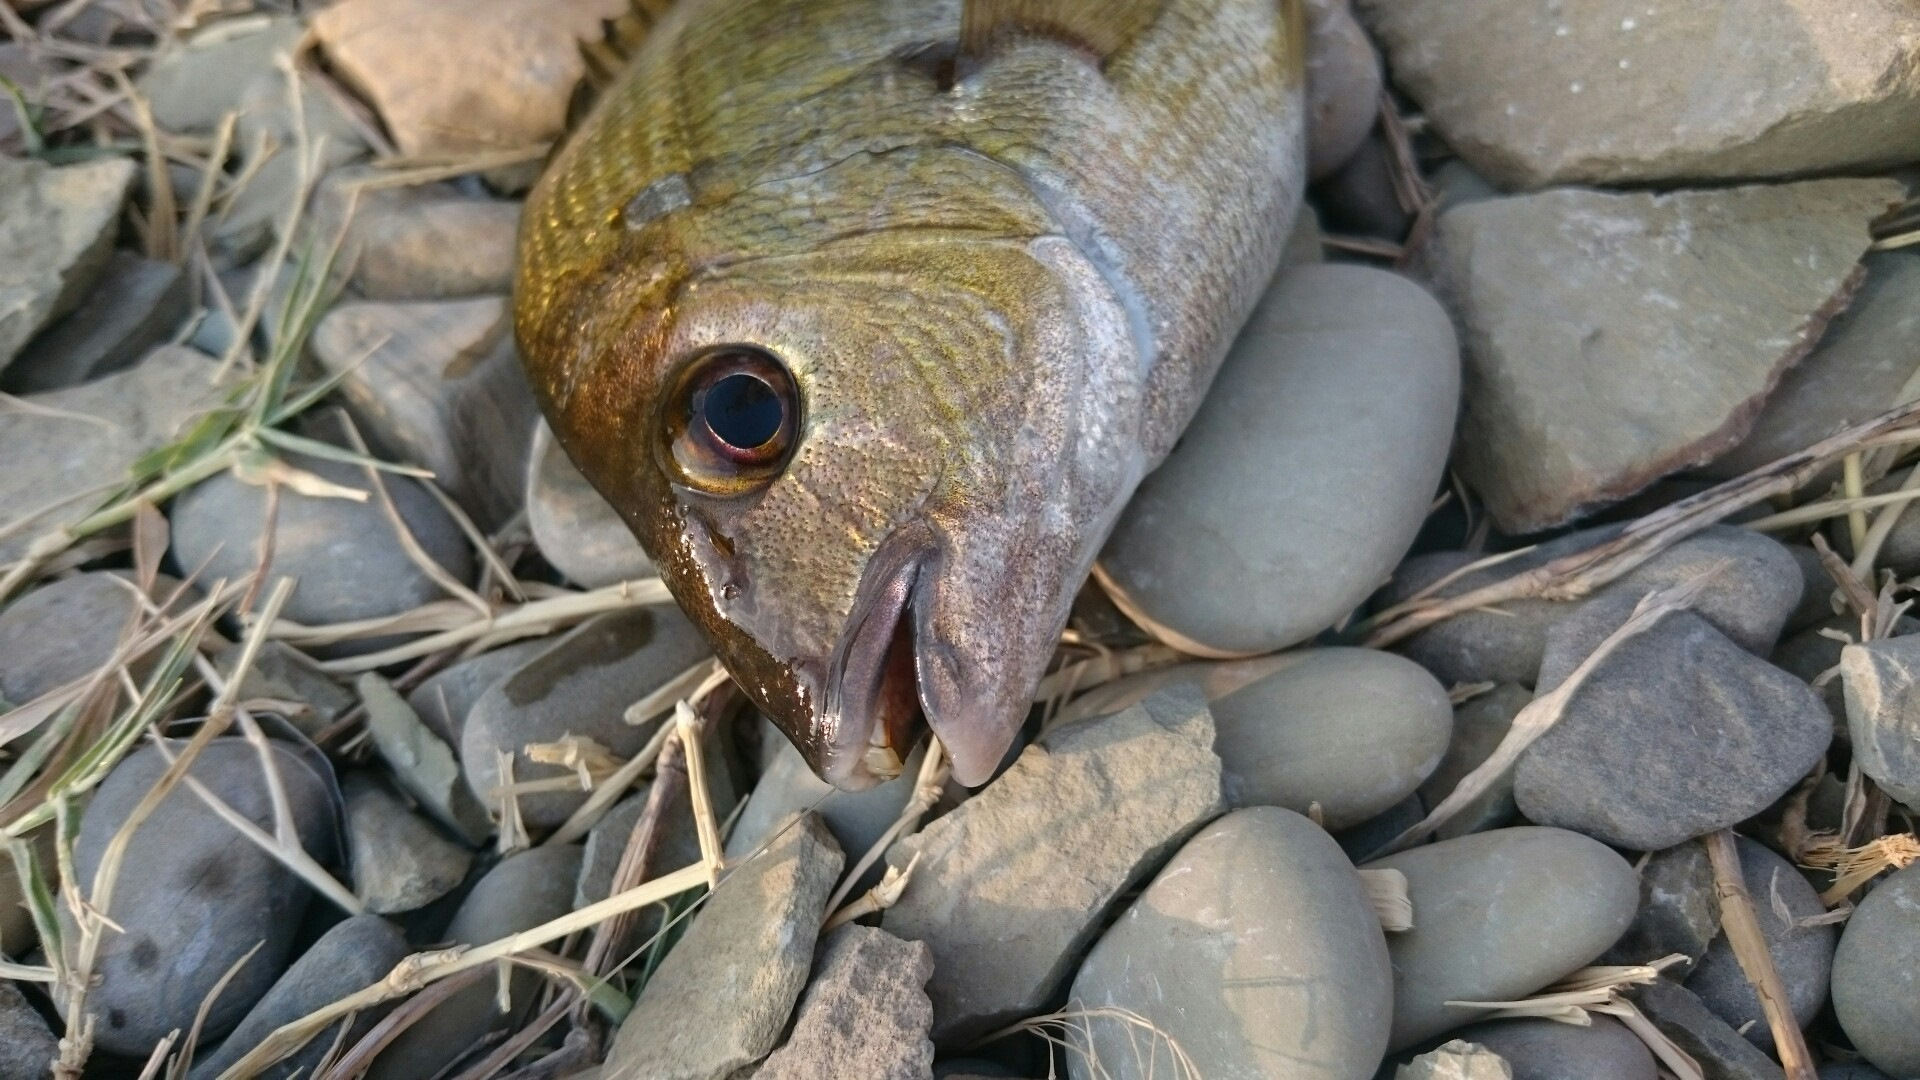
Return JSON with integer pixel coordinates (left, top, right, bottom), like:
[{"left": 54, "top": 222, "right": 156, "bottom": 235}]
[{"left": 820, "top": 524, "right": 933, "bottom": 789}]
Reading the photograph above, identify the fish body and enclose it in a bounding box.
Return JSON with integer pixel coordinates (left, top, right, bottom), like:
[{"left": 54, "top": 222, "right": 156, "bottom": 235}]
[{"left": 515, "top": 0, "right": 1306, "bottom": 789}]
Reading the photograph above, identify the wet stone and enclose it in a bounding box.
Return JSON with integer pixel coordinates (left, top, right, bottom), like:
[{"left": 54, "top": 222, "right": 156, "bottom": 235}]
[
  {"left": 343, "top": 771, "right": 473, "bottom": 915},
  {"left": 882, "top": 688, "right": 1223, "bottom": 1047},
  {"left": 461, "top": 606, "right": 712, "bottom": 831},
  {"left": 1070, "top": 807, "right": 1394, "bottom": 1080},
  {"left": 1419, "top": 683, "right": 1529, "bottom": 840},
  {"left": 1632, "top": 979, "right": 1782, "bottom": 1080},
  {"left": 1448, "top": 1017, "right": 1657, "bottom": 1080},
  {"left": 60, "top": 738, "right": 338, "bottom": 1056},
  {"left": 1363, "top": 827, "right": 1639, "bottom": 1051},
  {"left": 1831, "top": 864, "right": 1920, "bottom": 1078},
  {"left": 604, "top": 812, "right": 843, "bottom": 1080},
  {"left": 1840, "top": 635, "right": 1920, "bottom": 808},
  {"left": 0, "top": 156, "right": 136, "bottom": 374},
  {"left": 753, "top": 925, "right": 936, "bottom": 1080},
  {"left": 1098, "top": 264, "right": 1458, "bottom": 657},
  {"left": 1515, "top": 610, "right": 1831, "bottom": 851},
  {"left": 527, "top": 420, "right": 656, "bottom": 588},
  {"left": 1688, "top": 837, "right": 1836, "bottom": 1050}
]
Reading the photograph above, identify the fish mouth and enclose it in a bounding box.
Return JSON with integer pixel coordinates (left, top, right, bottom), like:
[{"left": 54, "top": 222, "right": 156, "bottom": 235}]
[{"left": 819, "top": 526, "right": 934, "bottom": 791}]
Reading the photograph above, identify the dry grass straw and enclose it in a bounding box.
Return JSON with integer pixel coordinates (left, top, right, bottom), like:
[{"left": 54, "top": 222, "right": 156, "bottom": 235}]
[
  {"left": 1801, "top": 832, "right": 1920, "bottom": 906},
  {"left": 1705, "top": 829, "right": 1818, "bottom": 1080},
  {"left": 1357, "top": 867, "right": 1413, "bottom": 932},
  {"left": 984, "top": 1005, "right": 1202, "bottom": 1080},
  {"left": 824, "top": 736, "right": 948, "bottom": 918},
  {"left": 1443, "top": 954, "right": 1702, "bottom": 1080},
  {"left": 1369, "top": 569, "right": 1721, "bottom": 857}
]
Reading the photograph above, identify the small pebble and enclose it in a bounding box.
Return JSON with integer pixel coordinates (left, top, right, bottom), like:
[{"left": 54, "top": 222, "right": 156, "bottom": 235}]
[
  {"left": 1631, "top": 979, "right": 1782, "bottom": 1080},
  {"left": 1831, "top": 863, "right": 1920, "bottom": 1078},
  {"left": 1304, "top": 0, "right": 1383, "bottom": 181},
  {"left": 1839, "top": 635, "right": 1920, "bottom": 807},
  {"left": 4, "top": 250, "right": 188, "bottom": 394},
  {"left": 527, "top": 419, "right": 656, "bottom": 587},
  {"left": 1419, "top": 683, "right": 1529, "bottom": 840},
  {"left": 405, "top": 638, "right": 548, "bottom": 747},
  {"left": 1687, "top": 837, "right": 1836, "bottom": 1050},
  {"left": 0, "top": 572, "right": 150, "bottom": 708},
  {"left": 1448, "top": 1017, "right": 1656, "bottom": 1080},
  {"left": 1599, "top": 843, "right": 1718, "bottom": 969},
  {"left": 217, "top": 641, "right": 356, "bottom": 739},
  {"left": 1396, "top": 1041, "right": 1511, "bottom": 1080},
  {"left": 343, "top": 771, "right": 474, "bottom": 915},
  {"left": 311, "top": 167, "right": 523, "bottom": 300}
]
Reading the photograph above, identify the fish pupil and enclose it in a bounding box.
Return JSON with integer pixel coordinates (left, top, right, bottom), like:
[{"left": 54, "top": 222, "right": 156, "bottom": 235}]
[{"left": 701, "top": 373, "right": 782, "bottom": 450}]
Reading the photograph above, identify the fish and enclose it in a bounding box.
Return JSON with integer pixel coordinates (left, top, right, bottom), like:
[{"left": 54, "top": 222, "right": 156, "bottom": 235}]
[{"left": 514, "top": 0, "right": 1306, "bottom": 791}]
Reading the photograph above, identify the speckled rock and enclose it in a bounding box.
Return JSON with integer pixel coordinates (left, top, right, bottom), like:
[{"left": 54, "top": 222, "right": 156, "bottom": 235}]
[
  {"left": 189, "top": 915, "right": 409, "bottom": 1080},
  {"left": 461, "top": 606, "right": 711, "bottom": 830},
  {"left": 1840, "top": 635, "right": 1920, "bottom": 807},
  {"left": 0, "top": 981, "right": 58, "bottom": 1079},
  {"left": 1689, "top": 837, "right": 1837, "bottom": 1050},
  {"left": 604, "top": 812, "right": 843, "bottom": 1080},
  {"left": 1516, "top": 610, "right": 1831, "bottom": 851},
  {"left": 310, "top": 296, "right": 537, "bottom": 529},
  {"left": 0, "top": 156, "right": 136, "bottom": 372},
  {"left": 884, "top": 688, "right": 1224, "bottom": 1046},
  {"left": 60, "top": 739, "right": 338, "bottom": 1056},
  {"left": 1362, "top": 827, "right": 1639, "bottom": 1050},
  {"left": 1433, "top": 179, "right": 1900, "bottom": 533},
  {"left": 1831, "top": 864, "right": 1920, "bottom": 1078},
  {"left": 1448, "top": 1017, "right": 1656, "bottom": 1080},
  {"left": 1354, "top": 0, "right": 1920, "bottom": 189},
  {"left": 527, "top": 420, "right": 655, "bottom": 588},
  {"left": 754, "top": 925, "right": 935, "bottom": 1080},
  {"left": 1071, "top": 807, "right": 1393, "bottom": 1080},
  {"left": 1419, "top": 683, "right": 1529, "bottom": 840},
  {"left": 1098, "top": 264, "right": 1457, "bottom": 657}
]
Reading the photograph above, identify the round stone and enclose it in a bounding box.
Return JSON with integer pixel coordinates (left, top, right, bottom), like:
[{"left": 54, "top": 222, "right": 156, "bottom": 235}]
[
  {"left": 1831, "top": 863, "right": 1920, "bottom": 1077},
  {"left": 1449, "top": 1017, "right": 1657, "bottom": 1080},
  {"left": 1688, "top": 836, "right": 1836, "bottom": 1050},
  {"left": 1304, "top": 0, "right": 1383, "bottom": 181}
]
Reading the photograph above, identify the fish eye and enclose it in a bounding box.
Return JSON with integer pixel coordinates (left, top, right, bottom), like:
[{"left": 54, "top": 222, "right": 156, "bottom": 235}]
[{"left": 661, "top": 345, "right": 800, "bottom": 495}]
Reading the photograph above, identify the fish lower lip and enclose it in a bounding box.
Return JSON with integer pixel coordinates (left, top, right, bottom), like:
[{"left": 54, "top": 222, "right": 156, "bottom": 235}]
[{"left": 822, "top": 529, "right": 931, "bottom": 789}]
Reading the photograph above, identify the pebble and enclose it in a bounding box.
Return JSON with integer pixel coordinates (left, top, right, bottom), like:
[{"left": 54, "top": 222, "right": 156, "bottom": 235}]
[
  {"left": 0, "top": 155, "right": 136, "bottom": 373},
  {"left": 310, "top": 296, "right": 538, "bottom": 529},
  {"left": 343, "top": 771, "right": 473, "bottom": 914},
  {"left": 1515, "top": 610, "right": 1832, "bottom": 851},
  {"left": 217, "top": 641, "right": 357, "bottom": 740},
  {"left": 1353, "top": 0, "right": 1920, "bottom": 188},
  {"left": 884, "top": 688, "right": 1224, "bottom": 1046},
  {"left": 528, "top": 420, "right": 657, "bottom": 587},
  {"left": 1783, "top": 544, "right": 1841, "bottom": 635},
  {"left": 405, "top": 638, "right": 550, "bottom": 748},
  {"left": 1362, "top": 827, "right": 1638, "bottom": 1051},
  {"left": 0, "top": 981, "right": 58, "bottom": 1079},
  {"left": 727, "top": 733, "right": 924, "bottom": 878},
  {"left": 311, "top": 167, "right": 522, "bottom": 300},
  {"left": 1070, "top": 807, "right": 1393, "bottom": 1080},
  {"left": 170, "top": 430, "right": 476, "bottom": 643},
  {"left": 1419, "top": 683, "right": 1528, "bottom": 840},
  {"left": 60, "top": 738, "right": 338, "bottom": 1056},
  {"left": 1836, "top": 472, "right": 1920, "bottom": 577},
  {"left": 1448, "top": 1017, "right": 1656, "bottom": 1080},
  {"left": 136, "top": 15, "right": 304, "bottom": 133},
  {"left": 1831, "top": 863, "right": 1920, "bottom": 1078},
  {"left": 1688, "top": 837, "right": 1836, "bottom": 1049},
  {"left": 576, "top": 786, "right": 698, "bottom": 907},
  {"left": 4, "top": 250, "right": 188, "bottom": 394},
  {"left": 369, "top": 844, "right": 584, "bottom": 1080},
  {"left": 1098, "top": 264, "right": 1458, "bottom": 657},
  {"left": 314, "top": 0, "right": 627, "bottom": 158},
  {"left": 1706, "top": 253, "right": 1920, "bottom": 480},
  {"left": 1631, "top": 979, "right": 1782, "bottom": 1080},
  {"left": 1304, "top": 0, "right": 1382, "bottom": 181},
  {"left": 461, "top": 606, "right": 711, "bottom": 831},
  {"left": 360, "top": 672, "right": 493, "bottom": 845},
  {"left": 0, "top": 572, "right": 149, "bottom": 708},
  {"left": 603, "top": 812, "right": 843, "bottom": 1080},
  {"left": 753, "top": 925, "right": 936, "bottom": 1080},
  {"left": 1396, "top": 1041, "right": 1511, "bottom": 1080},
  {"left": 1600, "top": 842, "right": 1718, "bottom": 969},
  {"left": 216, "top": 70, "right": 370, "bottom": 259},
  {"left": 1382, "top": 525, "right": 1804, "bottom": 687},
  {"left": 1432, "top": 179, "right": 1901, "bottom": 534},
  {"left": 1313, "top": 134, "right": 1414, "bottom": 241},
  {"left": 189, "top": 914, "right": 410, "bottom": 1080},
  {"left": 1840, "top": 635, "right": 1920, "bottom": 807}
]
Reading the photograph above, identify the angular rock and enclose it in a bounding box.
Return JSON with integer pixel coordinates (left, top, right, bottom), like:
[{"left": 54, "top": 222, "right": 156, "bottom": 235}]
[
  {"left": 343, "top": 772, "right": 473, "bottom": 914},
  {"left": 754, "top": 925, "right": 935, "bottom": 1080},
  {"left": 217, "top": 70, "right": 370, "bottom": 259},
  {"left": 189, "top": 914, "right": 409, "bottom": 1080},
  {"left": 1831, "top": 863, "right": 1920, "bottom": 1078},
  {"left": 1098, "top": 264, "right": 1458, "bottom": 656},
  {"left": 137, "top": 16, "right": 305, "bottom": 133},
  {"left": 728, "top": 733, "right": 924, "bottom": 881},
  {"left": 311, "top": 296, "right": 538, "bottom": 529},
  {"left": 461, "top": 606, "right": 711, "bottom": 830},
  {"left": 1434, "top": 179, "right": 1901, "bottom": 533},
  {"left": 170, "top": 433, "right": 475, "bottom": 644},
  {"left": 1840, "top": 635, "right": 1920, "bottom": 807},
  {"left": 1419, "top": 683, "right": 1529, "bottom": 840},
  {"left": 576, "top": 786, "right": 698, "bottom": 906},
  {"left": 1304, "top": 0, "right": 1382, "bottom": 181},
  {"left": 217, "top": 641, "right": 357, "bottom": 739},
  {"left": 528, "top": 420, "right": 655, "bottom": 588},
  {"left": 0, "top": 981, "right": 57, "bottom": 1079},
  {"left": 1632, "top": 979, "right": 1783, "bottom": 1080},
  {"left": 1070, "top": 807, "right": 1393, "bottom": 1080},
  {"left": 1516, "top": 610, "right": 1832, "bottom": 850},
  {"left": 1706, "top": 253, "right": 1920, "bottom": 480},
  {"left": 1689, "top": 837, "right": 1836, "bottom": 1050},
  {"left": 313, "top": 0, "right": 627, "bottom": 158},
  {"left": 1362, "top": 827, "right": 1639, "bottom": 1050},
  {"left": 1397, "top": 1042, "right": 1512, "bottom": 1080},
  {"left": 61, "top": 738, "right": 338, "bottom": 1056},
  {"left": 1353, "top": 0, "right": 1920, "bottom": 189},
  {"left": 604, "top": 812, "right": 843, "bottom": 1080},
  {"left": 361, "top": 673, "right": 492, "bottom": 845},
  {"left": 0, "top": 156, "right": 136, "bottom": 372},
  {"left": 1449, "top": 1017, "right": 1657, "bottom": 1080},
  {"left": 405, "top": 638, "right": 548, "bottom": 747},
  {"left": 884, "top": 688, "right": 1224, "bottom": 1045},
  {"left": 4, "top": 250, "right": 189, "bottom": 393},
  {"left": 1600, "top": 843, "right": 1719, "bottom": 970},
  {"left": 311, "top": 167, "right": 522, "bottom": 300},
  {"left": 369, "top": 844, "right": 584, "bottom": 1080}
]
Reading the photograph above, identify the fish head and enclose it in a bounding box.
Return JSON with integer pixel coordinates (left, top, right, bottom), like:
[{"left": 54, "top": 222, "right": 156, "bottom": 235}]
[{"left": 519, "top": 194, "right": 1145, "bottom": 790}]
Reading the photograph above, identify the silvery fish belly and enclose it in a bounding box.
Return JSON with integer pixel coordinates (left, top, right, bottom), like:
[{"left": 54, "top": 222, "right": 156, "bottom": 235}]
[{"left": 514, "top": 0, "right": 1306, "bottom": 790}]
